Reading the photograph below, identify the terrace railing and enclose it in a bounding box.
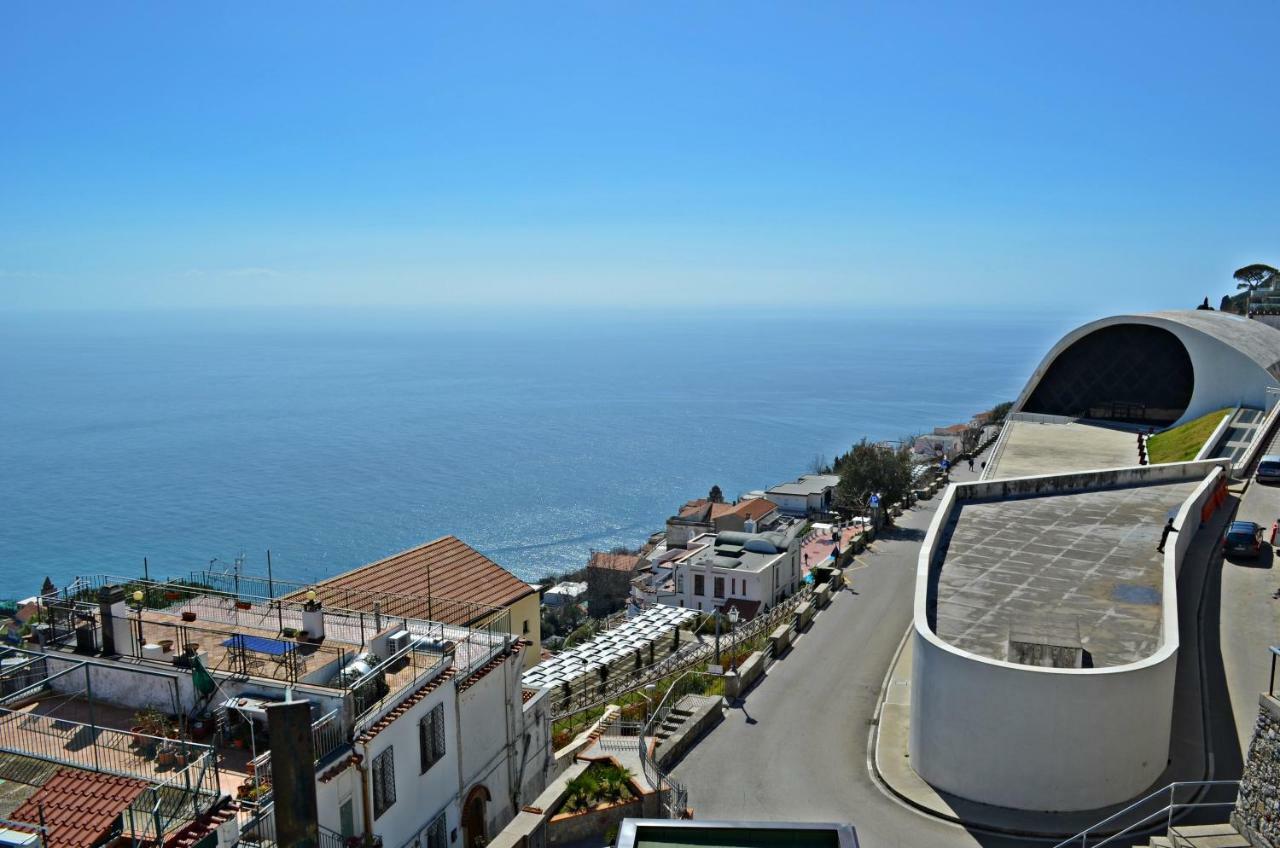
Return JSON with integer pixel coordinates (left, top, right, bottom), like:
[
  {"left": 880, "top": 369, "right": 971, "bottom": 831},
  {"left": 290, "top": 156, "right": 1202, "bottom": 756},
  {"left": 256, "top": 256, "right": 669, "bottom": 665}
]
[
  {"left": 0, "top": 703, "right": 215, "bottom": 786},
  {"left": 246, "top": 708, "right": 347, "bottom": 795}
]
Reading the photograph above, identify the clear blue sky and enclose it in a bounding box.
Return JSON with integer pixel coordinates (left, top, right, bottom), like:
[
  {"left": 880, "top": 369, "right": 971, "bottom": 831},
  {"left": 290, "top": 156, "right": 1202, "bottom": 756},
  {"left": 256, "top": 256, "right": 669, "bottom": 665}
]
[{"left": 2, "top": 3, "right": 1277, "bottom": 312}]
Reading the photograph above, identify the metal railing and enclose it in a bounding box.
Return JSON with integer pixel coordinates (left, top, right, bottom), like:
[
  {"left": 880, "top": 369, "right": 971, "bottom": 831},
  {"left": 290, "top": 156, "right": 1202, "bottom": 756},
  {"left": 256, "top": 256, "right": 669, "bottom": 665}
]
[
  {"left": 1051, "top": 780, "right": 1240, "bottom": 848},
  {"left": 245, "top": 708, "right": 348, "bottom": 800},
  {"left": 0, "top": 703, "right": 214, "bottom": 786},
  {"left": 637, "top": 671, "right": 722, "bottom": 818}
]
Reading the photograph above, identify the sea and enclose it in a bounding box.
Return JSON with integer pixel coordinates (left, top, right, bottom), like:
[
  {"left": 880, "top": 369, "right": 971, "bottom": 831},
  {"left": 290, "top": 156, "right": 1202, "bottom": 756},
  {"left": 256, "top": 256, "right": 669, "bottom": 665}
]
[{"left": 0, "top": 306, "right": 1089, "bottom": 597}]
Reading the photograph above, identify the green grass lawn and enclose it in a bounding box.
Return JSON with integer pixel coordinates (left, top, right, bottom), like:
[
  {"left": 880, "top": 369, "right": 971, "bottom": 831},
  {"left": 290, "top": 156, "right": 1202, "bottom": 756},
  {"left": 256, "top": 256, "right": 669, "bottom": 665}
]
[{"left": 1147, "top": 408, "right": 1232, "bottom": 464}]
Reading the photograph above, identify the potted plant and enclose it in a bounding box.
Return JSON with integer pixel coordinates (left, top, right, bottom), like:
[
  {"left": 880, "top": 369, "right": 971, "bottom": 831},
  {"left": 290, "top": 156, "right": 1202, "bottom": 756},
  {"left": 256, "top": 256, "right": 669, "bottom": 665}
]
[
  {"left": 235, "top": 600, "right": 252, "bottom": 611},
  {"left": 280, "top": 626, "right": 298, "bottom": 639},
  {"left": 181, "top": 611, "right": 197, "bottom": 622},
  {"left": 156, "top": 742, "right": 176, "bottom": 768},
  {"left": 157, "top": 639, "right": 174, "bottom": 654}
]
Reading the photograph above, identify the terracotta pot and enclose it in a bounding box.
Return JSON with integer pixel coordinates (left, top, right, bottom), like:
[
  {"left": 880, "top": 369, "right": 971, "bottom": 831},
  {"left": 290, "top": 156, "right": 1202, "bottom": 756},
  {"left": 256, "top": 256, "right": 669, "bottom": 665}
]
[{"left": 181, "top": 611, "right": 197, "bottom": 622}]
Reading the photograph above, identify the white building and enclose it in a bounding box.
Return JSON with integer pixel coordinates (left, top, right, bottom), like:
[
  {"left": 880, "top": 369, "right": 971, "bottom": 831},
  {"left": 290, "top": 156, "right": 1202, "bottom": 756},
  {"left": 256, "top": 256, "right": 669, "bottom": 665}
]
[
  {"left": 540, "top": 581, "right": 587, "bottom": 608},
  {"left": 14, "top": 572, "right": 553, "bottom": 848},
  {"left": 764, "top": 475, "right": 841, "bottom": 516},
  {"left": 672, "top": 527, "right": 803, "bottom": 618}
]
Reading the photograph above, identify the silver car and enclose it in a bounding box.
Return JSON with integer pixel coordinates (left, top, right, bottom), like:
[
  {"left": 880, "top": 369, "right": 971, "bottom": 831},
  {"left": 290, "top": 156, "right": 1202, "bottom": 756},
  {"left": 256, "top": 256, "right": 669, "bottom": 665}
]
[{"left": 1257, "top": 454, "right": 1280, "bottom": 483}]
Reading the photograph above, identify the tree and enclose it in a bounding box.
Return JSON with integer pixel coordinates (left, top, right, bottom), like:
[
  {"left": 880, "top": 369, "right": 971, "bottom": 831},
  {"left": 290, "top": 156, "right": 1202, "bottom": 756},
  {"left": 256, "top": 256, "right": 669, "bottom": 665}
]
[
  {"left": 1220, "top": 294, "right": 1234, "bottom": 313},
  {"left": 708, "top": 485, "right": 724, "bottom": 503},
  {"left": 834, "top": 439, "right": 915, "bottom": 513},
  {"left": 987, "top": 401, "right": 1013, "bottom": 425},
  {"left": 40, "top": 577, "right": 56, "bottom": 598},
  {"left": 1234, "top": 264, "right": 1280, "bottom": 317},
  {"left": 808, "top": 453, "right": 831, "bottom": 474}
]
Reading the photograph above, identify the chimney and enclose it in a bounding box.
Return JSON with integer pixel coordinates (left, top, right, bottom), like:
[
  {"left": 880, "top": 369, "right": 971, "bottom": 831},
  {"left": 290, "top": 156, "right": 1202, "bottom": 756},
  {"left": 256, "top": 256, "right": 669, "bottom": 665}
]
[
  {"left": 301, "top": 591, "right": 325, "bottom": 642},
  {"left": 97, "top": 585, "right": 129, "bottom": 657},
  {"left": 266, "top": 700, "right": 319, "bottom": 848}
]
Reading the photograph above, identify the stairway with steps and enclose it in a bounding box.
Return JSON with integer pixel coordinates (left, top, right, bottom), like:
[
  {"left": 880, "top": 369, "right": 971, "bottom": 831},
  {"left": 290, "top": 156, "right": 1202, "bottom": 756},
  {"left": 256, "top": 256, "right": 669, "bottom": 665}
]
[{"left": 1145, "top": 823, "right": 1249, "bottom": 848}]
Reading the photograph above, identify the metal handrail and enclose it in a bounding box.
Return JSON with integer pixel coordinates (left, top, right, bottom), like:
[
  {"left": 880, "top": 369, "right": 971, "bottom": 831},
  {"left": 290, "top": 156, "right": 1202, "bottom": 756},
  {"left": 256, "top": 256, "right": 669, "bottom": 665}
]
[
  {"left": 1051, "top": 779, "right": 1240, "bottom": 848},
  {"left": 637, "top": 670, "right": 721, "bottom": 818}
]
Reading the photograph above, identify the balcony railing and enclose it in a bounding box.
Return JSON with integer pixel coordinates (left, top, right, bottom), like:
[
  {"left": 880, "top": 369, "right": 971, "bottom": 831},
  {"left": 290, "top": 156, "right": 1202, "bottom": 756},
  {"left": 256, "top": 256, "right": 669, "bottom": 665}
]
[{"left": 0, "top": 703, "right": 214, "bottom": 787}]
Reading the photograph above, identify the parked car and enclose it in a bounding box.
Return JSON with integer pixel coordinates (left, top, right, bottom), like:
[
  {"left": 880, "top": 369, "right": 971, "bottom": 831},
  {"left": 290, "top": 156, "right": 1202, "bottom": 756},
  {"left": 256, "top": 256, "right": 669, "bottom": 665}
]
[
  {"left": 1257, "top": 455, "right": 1280, "bottom": 484},
  {"left": 1223, "top": 520, "right": 1265, "bottom": 559}
]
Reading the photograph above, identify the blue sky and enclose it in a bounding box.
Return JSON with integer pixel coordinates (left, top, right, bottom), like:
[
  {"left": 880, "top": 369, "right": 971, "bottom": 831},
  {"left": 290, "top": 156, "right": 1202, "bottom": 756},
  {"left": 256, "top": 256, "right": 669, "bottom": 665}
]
[{"left": 2, "top": 3, "right": 1277, "bottom": 312}]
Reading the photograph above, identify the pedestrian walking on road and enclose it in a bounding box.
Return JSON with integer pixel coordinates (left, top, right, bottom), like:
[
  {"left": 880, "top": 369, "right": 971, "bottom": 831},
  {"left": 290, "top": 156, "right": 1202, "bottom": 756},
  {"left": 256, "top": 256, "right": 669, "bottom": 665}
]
[
  {"left": 968, "top": 456, "right": 975, "bottom": 472},
  {"left": 1156, "top": 517, "right": 1177, "bottom": 553}
]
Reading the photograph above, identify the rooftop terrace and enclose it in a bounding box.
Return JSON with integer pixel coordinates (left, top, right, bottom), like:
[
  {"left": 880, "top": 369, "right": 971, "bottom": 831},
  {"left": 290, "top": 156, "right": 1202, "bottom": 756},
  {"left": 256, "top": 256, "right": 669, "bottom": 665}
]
[
  {"left": 986, "top": 419, "right": 1138, "bottom": 480},
  {"left": 930, "top": 478, "right": 1199, "bottom": 667}
]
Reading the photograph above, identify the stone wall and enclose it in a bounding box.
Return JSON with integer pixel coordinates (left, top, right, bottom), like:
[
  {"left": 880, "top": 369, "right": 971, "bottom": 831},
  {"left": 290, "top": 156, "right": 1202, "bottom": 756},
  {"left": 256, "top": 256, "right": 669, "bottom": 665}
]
[{"left": 1232, "top": 694, "right": 1280, "bottom": 848}]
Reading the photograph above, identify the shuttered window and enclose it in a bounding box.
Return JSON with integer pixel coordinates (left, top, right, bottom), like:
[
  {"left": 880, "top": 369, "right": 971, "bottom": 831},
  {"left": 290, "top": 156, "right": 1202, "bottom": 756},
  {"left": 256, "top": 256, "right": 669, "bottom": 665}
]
[
  {"left": 419, "top": 703, "right": 446, "bottom": 773},
  {"left": 372, "top": 747, "right": 396, "bottom": 818}
]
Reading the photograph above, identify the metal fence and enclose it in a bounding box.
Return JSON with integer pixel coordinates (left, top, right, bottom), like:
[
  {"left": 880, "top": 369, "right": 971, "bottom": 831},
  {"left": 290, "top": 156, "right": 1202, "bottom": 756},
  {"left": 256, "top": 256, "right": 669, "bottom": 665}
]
[
  {"left": 637, "top": 672, "right": 722, "bottom": 818},
  {"left": 0, "top": 703, "right": 215, "bottom": 787}
]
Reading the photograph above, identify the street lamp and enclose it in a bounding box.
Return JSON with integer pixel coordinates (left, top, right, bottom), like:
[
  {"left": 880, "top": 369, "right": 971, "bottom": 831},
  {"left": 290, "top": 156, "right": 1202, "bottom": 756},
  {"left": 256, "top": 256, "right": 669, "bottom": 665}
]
[{"left": 727, "top": 607, "right": 741, "bottom": 671}]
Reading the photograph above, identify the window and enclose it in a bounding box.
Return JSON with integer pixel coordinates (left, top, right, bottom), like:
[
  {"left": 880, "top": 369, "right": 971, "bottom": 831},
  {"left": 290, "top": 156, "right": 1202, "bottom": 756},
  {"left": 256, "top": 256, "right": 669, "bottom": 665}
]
[
  {"left": 522, "top": 619, "right": 529, "bottom": 634},
  {"left": 693, "top": 575, "right": 704, "bottom": 596},
  {"left": 714, "top": 577, "right": 725, "bottom": 599},
  {"left": 419, "top": 703, "right": 446, "bottom": 773},
  {"left": 372, "top": 747, "right": 396, "bottom": 818},
  {"left": 425, "top": 809, "right": 448, "bottom": 848},
  {"left": 730, "top": 578, "right": 736, "bottom": 596}
]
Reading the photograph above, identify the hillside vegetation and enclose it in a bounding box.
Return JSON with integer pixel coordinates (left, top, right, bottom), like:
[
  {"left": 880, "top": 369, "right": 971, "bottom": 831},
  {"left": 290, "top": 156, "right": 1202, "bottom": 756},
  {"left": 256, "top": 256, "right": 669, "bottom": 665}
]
[{"left": 1147, "top": 408, "right": 1232, "bottom": 464}]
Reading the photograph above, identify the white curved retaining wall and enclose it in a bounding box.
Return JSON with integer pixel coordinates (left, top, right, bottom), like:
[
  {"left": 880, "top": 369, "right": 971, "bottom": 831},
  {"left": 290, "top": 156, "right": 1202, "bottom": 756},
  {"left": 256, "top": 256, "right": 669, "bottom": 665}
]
[
  {"left": 1013, "top": 313, "right": 1280, "bottom": 427},
  {"left": 908, "top": 460, "right": 1228, "bottom": 811}
]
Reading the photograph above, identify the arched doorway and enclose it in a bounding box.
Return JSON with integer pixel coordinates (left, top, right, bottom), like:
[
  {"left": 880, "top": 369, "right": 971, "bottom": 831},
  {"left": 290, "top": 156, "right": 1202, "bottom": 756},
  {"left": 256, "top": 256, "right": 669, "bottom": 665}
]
[{"left": 462, "top": 784, "right": 490, "bottom": 848}]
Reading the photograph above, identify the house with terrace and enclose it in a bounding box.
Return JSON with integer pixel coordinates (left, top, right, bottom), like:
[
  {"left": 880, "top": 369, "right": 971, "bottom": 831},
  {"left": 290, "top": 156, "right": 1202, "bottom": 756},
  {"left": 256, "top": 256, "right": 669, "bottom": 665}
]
[
  {"left": 671, "top": 526, "right": 803, "bottom": 618},
  {"left": 2, "top": 568, "right": 552, "bottom": 848}
]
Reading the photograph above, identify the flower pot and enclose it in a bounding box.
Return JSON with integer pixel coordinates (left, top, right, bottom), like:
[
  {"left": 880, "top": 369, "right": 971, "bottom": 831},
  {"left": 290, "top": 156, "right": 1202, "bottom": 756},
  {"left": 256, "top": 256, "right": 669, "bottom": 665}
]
[
  {"left": 181, "top": 611, "right": 197, "bottom": 623},
  {"left": 131, "top": 726, "right": 148, "bottom": 746},
  {"left": 235, "top": 601, "right": 252, "bottom": 611},
  {"left": 158, "top": 639, "right": 174, "bottom": 654},
  {"left": 156, "top": 749, "right": 176, "bottom": 767}
]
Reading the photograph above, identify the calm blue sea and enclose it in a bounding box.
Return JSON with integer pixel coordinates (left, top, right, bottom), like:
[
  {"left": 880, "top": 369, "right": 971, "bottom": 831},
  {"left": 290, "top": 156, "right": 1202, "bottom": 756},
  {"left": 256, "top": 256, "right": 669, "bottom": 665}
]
[{"left": 0, "top": 307, "right": 1087, "bottom": 596}]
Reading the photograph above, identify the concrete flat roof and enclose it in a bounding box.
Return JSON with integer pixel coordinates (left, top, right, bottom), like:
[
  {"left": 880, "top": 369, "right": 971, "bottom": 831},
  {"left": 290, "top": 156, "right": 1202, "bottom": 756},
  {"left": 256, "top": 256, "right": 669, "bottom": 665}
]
[
  {"left": 988, "top": 420, "right": 1138, "bottom": 479},
  {"left": 932, "top": 478, "right": 1200, "bottom": 668}
]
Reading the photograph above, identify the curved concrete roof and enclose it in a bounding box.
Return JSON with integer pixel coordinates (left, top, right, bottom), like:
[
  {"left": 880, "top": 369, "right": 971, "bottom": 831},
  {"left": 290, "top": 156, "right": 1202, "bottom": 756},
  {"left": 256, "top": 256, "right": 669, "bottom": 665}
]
[{"left": 1014, "top": 310, "right": 1280, "bottom": 425}]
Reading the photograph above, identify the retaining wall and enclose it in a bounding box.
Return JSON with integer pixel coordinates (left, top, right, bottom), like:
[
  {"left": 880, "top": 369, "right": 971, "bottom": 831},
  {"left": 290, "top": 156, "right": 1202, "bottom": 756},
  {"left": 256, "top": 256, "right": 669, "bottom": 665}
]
[{"left": 1232, "top": 694, "right": 1280, "bottom": 848}]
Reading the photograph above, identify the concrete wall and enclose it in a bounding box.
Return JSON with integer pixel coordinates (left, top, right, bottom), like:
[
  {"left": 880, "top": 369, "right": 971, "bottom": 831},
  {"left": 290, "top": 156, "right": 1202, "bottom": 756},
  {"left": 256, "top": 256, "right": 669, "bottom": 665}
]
[
  {"left": 908, "top": 461, "right": 1227, "bottom": 811},
  {"left": 507, "top": 594, "right": 542, "bottom": 671}
]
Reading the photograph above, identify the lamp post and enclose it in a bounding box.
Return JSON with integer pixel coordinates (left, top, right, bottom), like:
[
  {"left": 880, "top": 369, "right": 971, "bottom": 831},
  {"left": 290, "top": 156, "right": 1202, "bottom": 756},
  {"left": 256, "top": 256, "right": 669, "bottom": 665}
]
[
  {"left": 727, "top": 607, "right": 741, "bottom": 671},
  {"left": 714, "top": 613, "right": 721, "bottom": 669}
]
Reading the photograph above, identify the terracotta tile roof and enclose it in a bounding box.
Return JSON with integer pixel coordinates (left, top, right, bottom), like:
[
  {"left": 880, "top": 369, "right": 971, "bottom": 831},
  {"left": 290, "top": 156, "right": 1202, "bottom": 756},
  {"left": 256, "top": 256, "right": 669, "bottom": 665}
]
[
  {"left": 11, "top": 768, "right": 147, "bottom": 848},
  {"left": 728, "top": 499, "right": 777, "bottom": 522},
  {"left": 588, "top": 552, "right": 643, "bottom": 573},
  {"left": 318, "top": 754, "right": 360, "bottom": 784},
  {"left": 302, "top": 536, "right": 535, "bottom": 624},
  {"left": 356, "top": 667, "right": 456, "bottom": 745}
]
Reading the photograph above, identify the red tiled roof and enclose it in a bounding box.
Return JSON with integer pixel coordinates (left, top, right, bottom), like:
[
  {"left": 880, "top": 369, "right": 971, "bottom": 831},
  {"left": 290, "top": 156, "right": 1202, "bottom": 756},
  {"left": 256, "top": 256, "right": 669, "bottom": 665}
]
[
  {"left": 728, "top": 499, "right": 777, "bottom": 522},
  {"left": 318, "top": 754, "right": 360, "bottom": 784},
  {"left": 303, "top": 536, "right": 536, "bottom": 623},
  {"left": 11, "top": 768, "right": 147, "bottom": 848},
  {"left": 588, "top": 552, "right": 643, "bottom": 573}
]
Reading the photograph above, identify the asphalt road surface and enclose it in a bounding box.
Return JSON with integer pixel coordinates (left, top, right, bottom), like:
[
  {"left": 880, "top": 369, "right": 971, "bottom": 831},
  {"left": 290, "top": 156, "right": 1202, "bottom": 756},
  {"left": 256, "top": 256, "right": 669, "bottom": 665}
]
[{"left": 669, "top": 460, "right": 1033, "bottom": 848}]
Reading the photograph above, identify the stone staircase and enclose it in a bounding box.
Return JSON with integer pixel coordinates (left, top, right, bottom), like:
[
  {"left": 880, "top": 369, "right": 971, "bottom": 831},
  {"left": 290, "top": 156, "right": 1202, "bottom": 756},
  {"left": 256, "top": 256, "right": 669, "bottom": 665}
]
[
  {"left": 652, "top": 695, "right": 723, "bottom": 765},
  {"left": 1145, "top": 823, "right": 1249, "bottom": 848}
]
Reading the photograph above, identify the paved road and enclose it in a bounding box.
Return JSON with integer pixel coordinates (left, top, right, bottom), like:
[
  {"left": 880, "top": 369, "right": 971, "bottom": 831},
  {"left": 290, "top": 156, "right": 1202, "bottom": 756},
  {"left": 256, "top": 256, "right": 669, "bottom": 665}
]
[
  {"left": 1219, "top": 465, "right": 1280, "bottom": 757},
  {"left": 669, "top": 457, "right": 1026, "bottom": 848}
]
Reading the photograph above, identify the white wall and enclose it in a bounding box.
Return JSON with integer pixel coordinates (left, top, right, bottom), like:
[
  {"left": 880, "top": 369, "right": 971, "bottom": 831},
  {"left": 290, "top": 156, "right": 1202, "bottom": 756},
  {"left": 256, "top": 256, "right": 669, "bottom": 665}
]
[
  {"left": 765, "top": 492, "right": 809, "bottom": 515},
  {"left": 908, "top": 461, "right": 1226, "bottom": 811},
  {"left": 362, "top": 684, "right": 460, "bottom": 848}
]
